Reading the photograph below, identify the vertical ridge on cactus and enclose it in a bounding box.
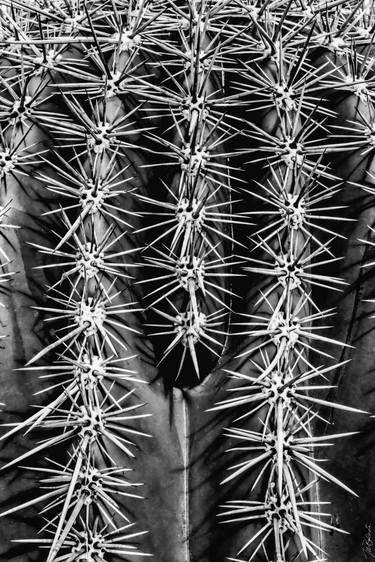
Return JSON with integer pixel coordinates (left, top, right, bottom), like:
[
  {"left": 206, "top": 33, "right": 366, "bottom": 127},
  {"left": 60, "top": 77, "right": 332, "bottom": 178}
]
[
  {"left": 0, "top": 1, "right": 374, "bottom": 562},
  {"left": 210, "top": 2, "right": 372, "bottom": 561},
  {"left": 0, "top": 1, "right": 166, "bottom": 560}
]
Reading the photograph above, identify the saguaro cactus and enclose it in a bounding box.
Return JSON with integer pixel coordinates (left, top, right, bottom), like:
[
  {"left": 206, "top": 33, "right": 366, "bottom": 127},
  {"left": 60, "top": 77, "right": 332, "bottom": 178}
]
[{"left": 0, "top": 1, "right": 375, "bottom": 562}]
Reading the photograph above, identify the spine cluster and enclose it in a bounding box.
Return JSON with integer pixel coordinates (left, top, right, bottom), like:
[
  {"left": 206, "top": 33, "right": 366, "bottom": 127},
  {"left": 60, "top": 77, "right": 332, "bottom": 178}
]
[{"left": 0, "top": 1, "right": 374, "bottom": 562}]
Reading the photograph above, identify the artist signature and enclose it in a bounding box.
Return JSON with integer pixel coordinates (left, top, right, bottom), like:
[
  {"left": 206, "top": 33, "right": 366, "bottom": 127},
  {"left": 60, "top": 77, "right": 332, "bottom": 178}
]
[{"left": 362, "top": 522, "right": 375, "bottom": 559}]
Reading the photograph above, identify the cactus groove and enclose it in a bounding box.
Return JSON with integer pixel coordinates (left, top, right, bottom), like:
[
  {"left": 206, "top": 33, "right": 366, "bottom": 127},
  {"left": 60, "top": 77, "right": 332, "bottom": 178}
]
[{"left": 0, "top": 1, "right": 374, "bottom": 562}]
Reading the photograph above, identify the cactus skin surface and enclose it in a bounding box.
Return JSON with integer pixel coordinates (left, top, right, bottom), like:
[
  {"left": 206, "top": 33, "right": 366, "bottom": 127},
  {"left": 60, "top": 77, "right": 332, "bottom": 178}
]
[{"left": 0, "top": 1, "right": 375, "bottom": 562}]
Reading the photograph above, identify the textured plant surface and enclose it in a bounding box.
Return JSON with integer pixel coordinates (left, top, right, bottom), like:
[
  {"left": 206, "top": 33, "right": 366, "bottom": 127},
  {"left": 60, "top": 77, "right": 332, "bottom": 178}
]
[{"left": 1, "top": 1, "right": 375, "bottom": 561}]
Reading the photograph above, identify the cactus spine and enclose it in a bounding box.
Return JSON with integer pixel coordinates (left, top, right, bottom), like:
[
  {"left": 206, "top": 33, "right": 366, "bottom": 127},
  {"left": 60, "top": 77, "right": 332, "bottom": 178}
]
[{"left": 0, "top": 1, "right": 374, "bottom": 562}]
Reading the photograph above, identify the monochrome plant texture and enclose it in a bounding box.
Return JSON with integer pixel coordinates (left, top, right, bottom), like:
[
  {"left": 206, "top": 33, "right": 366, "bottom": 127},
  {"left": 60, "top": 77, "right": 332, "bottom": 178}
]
[{"left": 1, "top": 1, "right": 375, "bottom": 561}]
